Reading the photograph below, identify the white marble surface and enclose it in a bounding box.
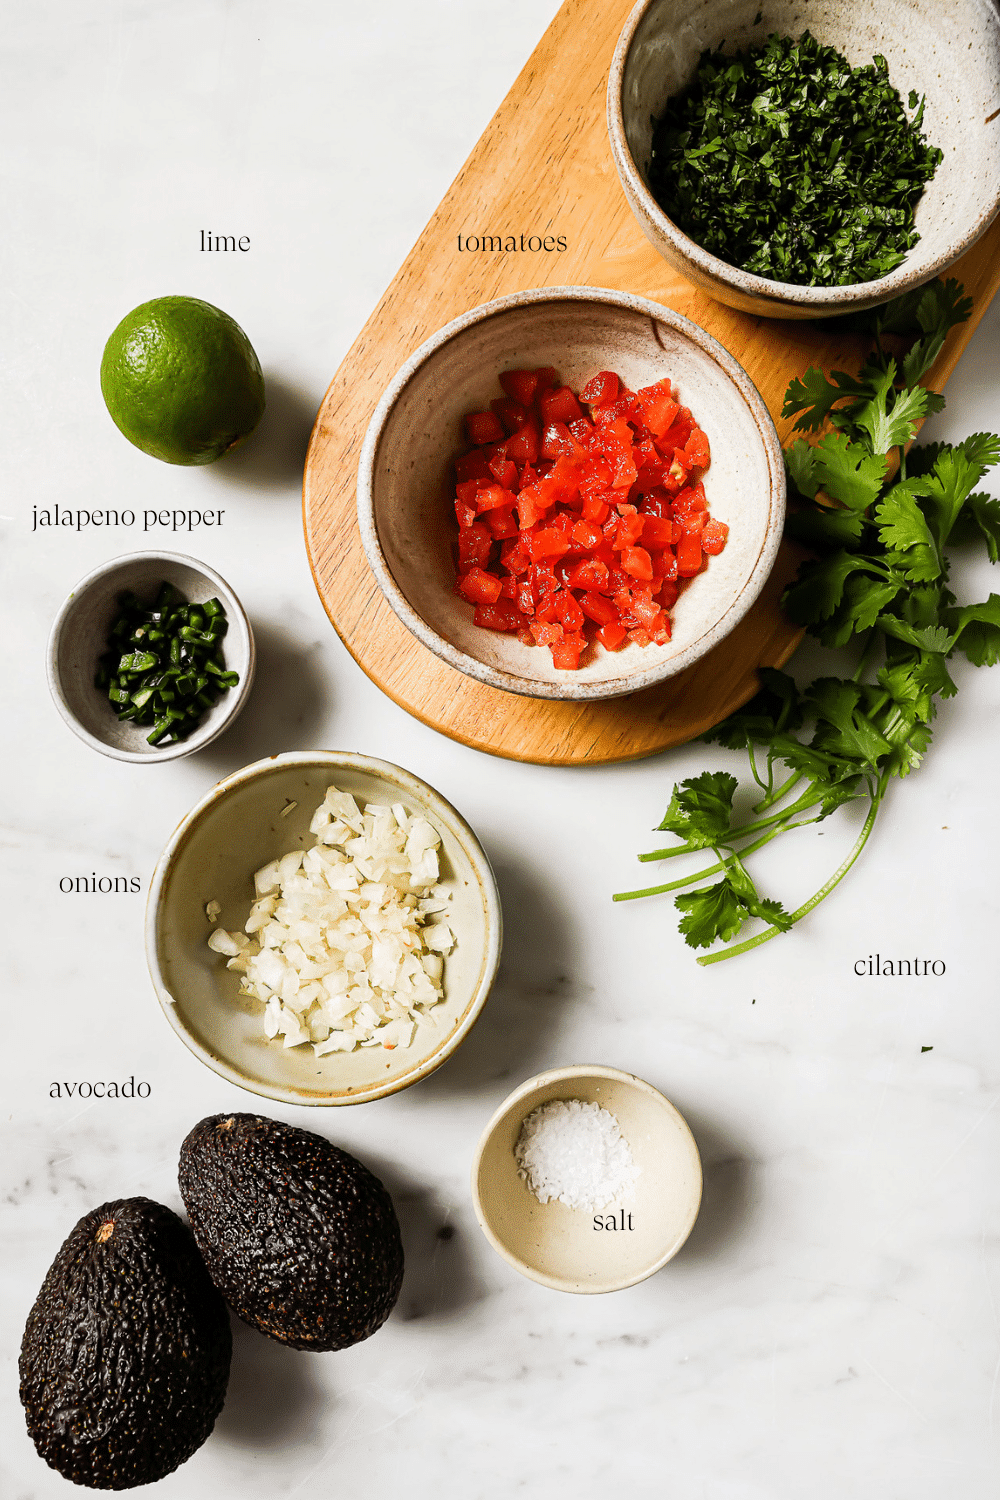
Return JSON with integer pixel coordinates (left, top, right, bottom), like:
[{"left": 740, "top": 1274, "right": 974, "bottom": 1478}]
[{"left": 3, "top": 4, "right": 1000, "bottom": 1496}]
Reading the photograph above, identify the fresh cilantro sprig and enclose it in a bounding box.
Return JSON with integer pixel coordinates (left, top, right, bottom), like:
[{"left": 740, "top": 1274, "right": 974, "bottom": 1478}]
[{"left": 615, "top": 278, "right": 1000, "bottom": 964}]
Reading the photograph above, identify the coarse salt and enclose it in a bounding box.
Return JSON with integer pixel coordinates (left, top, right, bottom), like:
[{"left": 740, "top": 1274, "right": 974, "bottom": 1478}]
[{"left": 514, "top": 1098, "right": 639, "bottom": 1212}]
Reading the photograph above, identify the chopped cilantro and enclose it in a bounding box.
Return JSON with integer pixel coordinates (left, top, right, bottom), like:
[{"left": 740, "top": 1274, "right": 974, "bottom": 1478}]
[
  {"left": 647, "top": 32, "right": 942, "bottom": 286},
  {"left": 614, "top": 278, "right": 1000, "bottom": 964}
]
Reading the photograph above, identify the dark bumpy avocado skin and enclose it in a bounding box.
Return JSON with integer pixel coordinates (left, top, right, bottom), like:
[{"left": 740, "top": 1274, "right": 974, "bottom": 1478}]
[
  {"left": 19, "top": 1197, "right": 231, "bottom": 1490},
  {"left": 179, "top": 1113, "right": 404, "bottom": 1352}
]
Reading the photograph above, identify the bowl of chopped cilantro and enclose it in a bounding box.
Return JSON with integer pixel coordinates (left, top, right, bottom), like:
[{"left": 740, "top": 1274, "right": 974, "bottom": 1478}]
[
  {"left": 608, "top": 0, "right": 1000, "bottom": 317},
  {"left": 47, "top": 551, "right": 255, "bottom": 762}
]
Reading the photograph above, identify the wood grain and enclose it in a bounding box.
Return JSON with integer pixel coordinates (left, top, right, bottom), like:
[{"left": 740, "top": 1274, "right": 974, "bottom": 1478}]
[{"left": 302, "top": 0, "right": 1000, "bottom": 766}]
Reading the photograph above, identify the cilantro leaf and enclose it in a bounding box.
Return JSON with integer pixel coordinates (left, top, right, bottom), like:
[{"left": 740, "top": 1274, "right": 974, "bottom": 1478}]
[
  {"left": 807, "top": 678, "right": 893, "bottom": 769},
  {"left": 657, "top": 771, "right": 738, "bottom": 847},
  {"left": 811, "top": 430, "right": 888, "bottom": 509},
  {"left": 675, "top": 879, "right": 749, "bottom": 948},
  {"left": 854, "top": 367, "right": 932, "bottom": 454},
  {"left": 876, "top": 618, "right": 955, "bottom": 653},
  {"left": 948, "top": 492, "right": 1000, "bottom": 562},
  {"left": 944, "top": 595, "right": 1000, "bottom": 667},
  {"left": 783, "top": 368, "right": 871, "bottom": 434},
  {"left": 785, "top": 503, "right": 865, "bottom": 550},
  {"left": 783, "top": 551, "right": 886, "bottom": 625},
  {"left": 785, "top": 438, "right": 820, "bottom": 499},
  {"left": 874, "top": 482, "right": 940, "bottom": 580}
]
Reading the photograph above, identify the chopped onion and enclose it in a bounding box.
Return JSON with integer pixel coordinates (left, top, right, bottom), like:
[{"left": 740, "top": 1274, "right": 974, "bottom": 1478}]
[{"left": 207, "top": 785, "right": 455, "bottom": 1055}]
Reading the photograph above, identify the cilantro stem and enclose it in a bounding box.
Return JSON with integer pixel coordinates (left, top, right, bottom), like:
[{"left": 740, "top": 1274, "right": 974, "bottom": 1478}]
[
  {"left": 637, "top": 785, "right": 828, "bottom": 863},
  {"left": 752, "top": 768, "right": 804, "bottom": 814},
  {"left": 615, "top": 821, "right": 792, "bottom": 901},
  {"left": 694, "top": 782, "right": 885, "bottom": 965}
]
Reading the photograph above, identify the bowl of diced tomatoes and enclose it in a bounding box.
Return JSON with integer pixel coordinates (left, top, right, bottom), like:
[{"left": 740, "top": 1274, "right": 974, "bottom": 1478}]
[{"left": 357, "top": 287, "right": 784, "bottom": 699}]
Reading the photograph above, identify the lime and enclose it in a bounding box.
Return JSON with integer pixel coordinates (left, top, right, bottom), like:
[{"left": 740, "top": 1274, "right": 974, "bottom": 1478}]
[{"left": 100, "top": 296, "right": 266, "bottom": 465}]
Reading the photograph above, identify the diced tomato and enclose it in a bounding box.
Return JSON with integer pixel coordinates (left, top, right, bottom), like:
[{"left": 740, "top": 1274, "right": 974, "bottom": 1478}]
[
  {"left": 596, "top": 620, "right": 627, "bottom": 651},
  {"left": 684, "top": 425, "right": 710, "bottom": 468},
  {"left": 473, "top": 601, "right": 522, "bottom": 632},
  {"left": 527, "top": 528, "right": 571, "bottom": 561},
  {"left": 499, "top": 368, "right": 540, "bottom": 406},
  {"left": 484, "top": 506, "right": 518, "bottom": 539},
  {"left": 539, "top": 385, "right": 583, "bottom": 425},
  {"left": 579, "top": 591, "right": 618, "bottom": 625},
  {"left": 490, "top": 398, "right": 529, "bottom": 436},
  {"left": 555, "top": 591, "right": 585, "bottom": 632},
  {"left": 530, "top": 619, "right": 563, "bottom": 647},
  {"left": 465, "top": 411, "right": 504, "bottom": 446},
  {"left": 488, "top": 453, "right": 519, "bottom": 487},
  {"left": 541, "top": 421, "right": 581, "bottom": 462},
  {"left": 702, "top": 519, "right": 729, "bottom": 554},
  {"left": 457, "top": 523, "right": 492, "bottom": 570},
  {"left": 450, "top": 365, "right": 723, "bottom": 667},
  {"left": 622, "top": 546, "right": 654, "bottom": 581},
  {"left": 551, "top": 632, "right": 586, "bottom": 669},
  {"left": 455, "top": 449, "right": 492, "bottom": 484},
  {"left": 635, "top": 381, "right": 679, "bottom": 439},
  {"left": 580, "top": 370, "right": 620, "bottom": 406},
  {"left": 676, "top": 530, "right": 703, "bottom": 577},
  {"left": 505, "top": 420, "right": 541, "bottom": 466},
  {"left": 457, "top": 567, "right": 502, "bottom": 604},
  {"left": 568, "top": 417, "right": 595, "bottom": 447},
  {"left": 581, "top": 493, "right": 611, "bottom": 525}
]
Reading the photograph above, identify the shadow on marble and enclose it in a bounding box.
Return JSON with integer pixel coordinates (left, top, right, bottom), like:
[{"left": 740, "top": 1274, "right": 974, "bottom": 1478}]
[
  {"left": 197, "top": 619, "right": 331, "bottom": 773},
  {"left": 417, "top": 852, "right": 578, "bottom": 1098},
  {"left": 668, "top": 1105, "right": 756, "bottom": 1266},
  {"left": 209, "top": 372, "right": 319, "bottom": 493},
  {"left": 360, "top": 1150, "right": 486, "bottom": 1323},
  {"left": 214, "top": 1312, "right": 326, "bottom": 1449}
]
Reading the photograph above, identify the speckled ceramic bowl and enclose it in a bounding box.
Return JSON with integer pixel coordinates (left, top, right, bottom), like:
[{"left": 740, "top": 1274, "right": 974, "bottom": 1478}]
[
  {"left": 357, "top": 287, "right": 785, "bottom": 700},
  {"left": 47, "top": 551, "right": 255, "bottom": 762},
  {"left": 609, "top": 0, "right": 1000, "bottom": 318},
  {"left": 472, "top": 1066, "right": 703, "bottom": 1294},
  {"left": 146, "top": 752, "right": 502, "bottom": 1106}
]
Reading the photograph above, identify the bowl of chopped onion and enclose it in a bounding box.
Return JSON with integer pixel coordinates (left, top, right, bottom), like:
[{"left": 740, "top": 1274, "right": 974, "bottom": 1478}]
[{"left": 146, "top": 751, "right": 502, "bottom": 1105}]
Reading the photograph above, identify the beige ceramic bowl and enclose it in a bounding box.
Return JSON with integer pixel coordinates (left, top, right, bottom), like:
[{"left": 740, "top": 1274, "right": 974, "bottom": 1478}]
[
  {"left": 608, "top": 0, "right": 1000, "bottom": 318},
  {"left": 146, "top": 752, "right": 502, "bottom": 1105},
  {"left": 472, "top": 1066, "right": 702, "bottom": 1293},
  {"left": 47, "top": 551, "right": 255, "bottom": 763},
  {"left": 358, "top": 286, "right": 784, "bottom": 700}
]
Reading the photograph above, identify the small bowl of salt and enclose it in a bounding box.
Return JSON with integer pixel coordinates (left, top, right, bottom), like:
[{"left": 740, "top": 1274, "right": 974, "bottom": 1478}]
[{"left": 471, "top": 1065, "right": 702, "bottom": 1294}]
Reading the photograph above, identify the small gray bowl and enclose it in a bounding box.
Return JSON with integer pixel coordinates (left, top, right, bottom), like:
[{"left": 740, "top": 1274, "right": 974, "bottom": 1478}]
[
  {"left": 357, "top": 286, "right": 785, "bottom": 700},
  {"left": 47, "top": 551, "right": 255, "bottom": 763},
  {"left": 608, "top": 0, "right": 1000, "bottom": 319}
]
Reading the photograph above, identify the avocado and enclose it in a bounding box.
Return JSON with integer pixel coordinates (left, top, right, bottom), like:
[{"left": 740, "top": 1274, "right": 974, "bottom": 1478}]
[
  {"left": 19, "top": 1197, "right": 231, "bottom": 1490},
  {"left": 178, "top": 1113, "right": 404, "bottom": 1352}
]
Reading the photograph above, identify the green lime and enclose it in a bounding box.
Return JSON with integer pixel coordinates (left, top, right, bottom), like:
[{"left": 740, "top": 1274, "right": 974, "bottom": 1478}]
[{"left": 100, "top": 296, "right": 266, "bottom": 465}]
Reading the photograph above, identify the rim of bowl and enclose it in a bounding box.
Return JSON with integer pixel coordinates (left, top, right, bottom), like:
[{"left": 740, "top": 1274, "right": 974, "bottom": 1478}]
[
  {"left": 46, "top": 549, "right": 256, "bottom": 764},
  {"left": 357, "top": 284, "right": 785, "bottom": 700},
  {"left": 471, "top": 1064, "right": 704, "bottom": 1293},
  {"left": 607, "top": 0, "right": 1000, "bottom": 311},
  {"left": 145, "top": 750, "right": 503, "bottom": 1105}
]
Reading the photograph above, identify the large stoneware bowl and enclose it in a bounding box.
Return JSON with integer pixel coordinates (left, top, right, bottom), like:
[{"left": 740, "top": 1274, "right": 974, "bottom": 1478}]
[
  {"left": 608, "top": 0, "right": 1000, "bottom": 318},
  {"left": 357, "top": 287, "right": 784, "bottom": 700}
]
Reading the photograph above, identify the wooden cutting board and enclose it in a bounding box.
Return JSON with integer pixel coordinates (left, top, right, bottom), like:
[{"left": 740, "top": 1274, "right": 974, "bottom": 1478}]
[{"left": 302, "top": 0, "right": 1000, "bottom": 766}]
